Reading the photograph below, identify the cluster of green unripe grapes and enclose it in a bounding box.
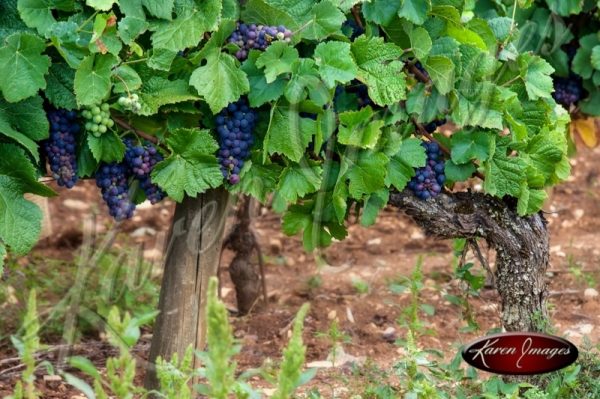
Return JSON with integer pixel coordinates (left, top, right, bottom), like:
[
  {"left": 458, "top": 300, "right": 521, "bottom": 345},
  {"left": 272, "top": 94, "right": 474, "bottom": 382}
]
[
  {"left": 82, "top": 102, "right": 114, "bottom": 137},
  {"left": 118, "top": 93, "right": 142, "bottom": 113}
]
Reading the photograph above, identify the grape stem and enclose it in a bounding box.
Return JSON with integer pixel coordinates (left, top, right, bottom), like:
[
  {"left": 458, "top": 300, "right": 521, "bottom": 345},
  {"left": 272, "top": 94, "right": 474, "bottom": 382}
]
[
  {"left": 112, "top": 117, "right": 168, "bottom": 151},
  {"left": 405, "top": 61, "right": 430, "bottom": 84},
  {"left": 412, "top": 117, "right": 486, "bottom": 180},
  {"left": 351, "top": 6, "right": 364, "bottom": 30}
]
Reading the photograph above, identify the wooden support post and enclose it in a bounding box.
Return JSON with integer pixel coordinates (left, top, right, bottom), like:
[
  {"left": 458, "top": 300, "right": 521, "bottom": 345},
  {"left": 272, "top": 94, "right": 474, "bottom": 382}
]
[{"left": 144, "top": 188, "right": 230, "bottom": 389}]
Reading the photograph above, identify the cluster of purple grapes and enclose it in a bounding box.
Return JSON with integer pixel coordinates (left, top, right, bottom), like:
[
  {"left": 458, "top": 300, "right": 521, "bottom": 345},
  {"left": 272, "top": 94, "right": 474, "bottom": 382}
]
[
  {"left": 95, "top": 163, "right": 136, "bottom": 221},
  {"left": 94, "top": 139, "right": 165, "bottom": 221},
  {"left": 424, "top": 118, "right": 447, "bottom": 133},
  {"left": 124, "top": 139, "right": 166, "bottom": 204},
  {"left": 407, "top": 141, "right": 446, "bottom": 200},
  {"left": 553, "top": 77, "right": 583, "bottom": 107},
  {"left": 215, "top": 98, "right": 257, "bottom": 185},
  {"left": 43, "top": 109, "right": 80, "bottom": 188},
  {"left": 552, "top": 42, "right": 584, "bottom": 108},
  {"left": 228, "top": 22, "right": 292, "bottom": 61}
]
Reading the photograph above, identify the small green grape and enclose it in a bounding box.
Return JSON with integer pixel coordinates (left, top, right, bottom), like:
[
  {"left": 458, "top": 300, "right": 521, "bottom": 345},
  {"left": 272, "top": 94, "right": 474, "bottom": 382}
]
[
  {"left": 98, "top": 125, "right": 107, "bottom": 133},
  {"left": 92, "top": 106, "right": 101, "bottom": 115},
  {"left": 101, "top": 103, "right": 110, "bottom": 112},
  {"left": 91, "top": 124, "right": 99, "bottom": 133},
  {"left": 93, "top": 115, "right": 102, "bottom": 123}
]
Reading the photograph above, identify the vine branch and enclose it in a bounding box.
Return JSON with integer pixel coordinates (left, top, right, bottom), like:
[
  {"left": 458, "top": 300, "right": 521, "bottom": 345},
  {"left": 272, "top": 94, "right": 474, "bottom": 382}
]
[{"left": 112, "top": 117, "right": 167, "bottom": 151}]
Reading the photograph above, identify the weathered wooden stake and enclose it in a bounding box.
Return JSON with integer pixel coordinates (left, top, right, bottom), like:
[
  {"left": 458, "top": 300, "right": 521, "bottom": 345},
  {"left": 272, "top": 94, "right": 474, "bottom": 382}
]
[{"left": 144, "top": 188, "right": 230, "bottom": 389}]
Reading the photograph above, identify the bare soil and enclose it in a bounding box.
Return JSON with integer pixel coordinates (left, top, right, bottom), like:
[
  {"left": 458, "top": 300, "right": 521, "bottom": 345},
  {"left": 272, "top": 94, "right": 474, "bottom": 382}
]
[{"left": 1, "top": 145, "right": 599, "bottom": 398}]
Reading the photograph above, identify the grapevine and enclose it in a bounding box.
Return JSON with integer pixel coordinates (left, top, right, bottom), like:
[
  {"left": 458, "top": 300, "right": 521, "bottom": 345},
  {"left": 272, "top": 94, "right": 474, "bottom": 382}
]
[{"left": 42, "top": 109, "right": 80, "bottom": 189}]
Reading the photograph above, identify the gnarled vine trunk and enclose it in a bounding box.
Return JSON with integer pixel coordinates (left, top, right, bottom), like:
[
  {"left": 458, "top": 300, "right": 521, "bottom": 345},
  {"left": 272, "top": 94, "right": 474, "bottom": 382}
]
[{"left": 389, "top": 191, "right": 549, "bottom": 332}]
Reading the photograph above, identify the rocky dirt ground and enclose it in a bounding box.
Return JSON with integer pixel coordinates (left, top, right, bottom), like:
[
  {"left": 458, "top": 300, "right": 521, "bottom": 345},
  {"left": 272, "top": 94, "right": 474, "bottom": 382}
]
[{"left": 1, "top": 143, "right": 599, "bottom": 397}]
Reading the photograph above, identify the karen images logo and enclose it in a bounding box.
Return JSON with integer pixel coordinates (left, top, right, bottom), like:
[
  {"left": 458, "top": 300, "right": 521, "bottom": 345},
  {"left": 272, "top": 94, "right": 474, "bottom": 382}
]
[{"left": 462, "top": 332, "right": 579, "bottom": 375}]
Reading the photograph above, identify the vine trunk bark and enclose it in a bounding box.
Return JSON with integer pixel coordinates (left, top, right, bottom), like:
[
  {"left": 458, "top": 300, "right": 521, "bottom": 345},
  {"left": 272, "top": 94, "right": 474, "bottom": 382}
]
[
  {"left": 389, "top": 191, "right": 549, "bottom": 332},
  {"left": 144, "top": 188, "right": 229, "bottom": 390}
]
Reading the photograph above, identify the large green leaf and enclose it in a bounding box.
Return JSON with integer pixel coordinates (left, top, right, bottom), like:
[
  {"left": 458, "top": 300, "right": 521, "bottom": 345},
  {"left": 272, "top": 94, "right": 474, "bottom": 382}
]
[
  {"left": 275, "top": 162, "right": 322, "bottom": 204},
  {"left": 264, "top": 105, "right": 314, "bottom": 162},
  {"left": 0, "top": 96, "right": 48, "bottom": 161},
  {"left": 190, "top": 49, "right": 249, "bottom": 114},
  {"left": 0, "top": 32, "right": 50, "bottom": 103},
  {"left": 139, "top": 77, "right": 199, "bottom": 115},
  {"left": 151, "top": 128, "right": 223, "bottom": 201},
  {"left": 398, "top": 0, "right": 429, "bottom": 25},
  {"left": 424, "top": 56, "right": 455, "bottom": 95},
  {"left": 351, "top": 36, "right": 406, "bottom": 106},
  {"left": 344, "top": 151, "right": 388, "bottom": 199},
  {"left": 0, "top": 175, "right": 42, "bottom": 255},
  {"left": 314, "top": 41, "right": 358, "bottom": 89},
  {"left": 518, "top": 53, "right": 554, "bottom": 101},
  {"left": 150, "top": 0, "right": 221, "bottom": 51},
  {"left": 74, "top": 53, "right": 118, "bottom": 106},
  {"left": 45, "top": 63, "right": 77, "bottom": 110},
  {"left": 87, "top": 131, "right": 126, "bottom": 163},
  {"left": 241, "top": 51, "right": 286, "bottom": 107}
]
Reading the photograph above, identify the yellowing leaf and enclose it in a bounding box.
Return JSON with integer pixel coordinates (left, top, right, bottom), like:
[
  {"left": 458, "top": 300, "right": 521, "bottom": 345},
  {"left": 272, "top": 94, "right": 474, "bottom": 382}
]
[{"left": 571, "top": 118, "right": 598, "bottom": 148}]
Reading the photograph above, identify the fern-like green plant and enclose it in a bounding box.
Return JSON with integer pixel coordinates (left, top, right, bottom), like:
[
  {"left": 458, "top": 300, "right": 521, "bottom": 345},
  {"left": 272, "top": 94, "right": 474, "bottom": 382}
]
[
  {"left": 156, "top": 345, "right": 195, "bottom": 399},
  {"left": 6, "top": 290, "right": 42, "bottom": 399},
  {"left": 196, "top": 277, "right": 240, "bottom": 398},
  {"left": 272, "top": 303, "right": 311, "bottom": 399}
]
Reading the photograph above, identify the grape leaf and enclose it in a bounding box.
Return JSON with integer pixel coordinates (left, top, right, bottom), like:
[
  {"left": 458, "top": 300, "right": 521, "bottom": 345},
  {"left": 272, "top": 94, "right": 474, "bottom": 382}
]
[
  {"left": 483, "top": 145, "right": 526, "bottom": 198},
  {"left": 0, "top": 96, "right": 48, "bottom": 161},
  {"left": 398, "top": 0, "right": 429, "bottom": 25},
  {"left": 517, "top": 183, "right": 547, "bottom": 216},
  {"left": 256, "top": 42, "right": 299, "bottom": 83},
  {"left": 86, "top": 0, "right": 116, "bottom": 11},
  {"left": 445, "top": 160, "right": 476, "bottom": 182},
  {"left": 112, "top": 65, "right": 142, "bottom": 94},
  {"left": 424, "top": 56, "right": 455, "bottom": 95},
  {"left": 385, "top": 138, "right": 426, "bottom": 191},
  {"left": 452, "top": 83, "right": 504, "bottom": 130},
  {"left": 87, "top": 131, "right": 126, "bottom": 163},
  {"left": 48, "top": 21, "right": 86, "bottom": 68},
  {"left": 282, "top": 201, "right": 347, "bottom": 251},
  {"left": 16, "top": 0, "right": 70, "bottom": 35},
  {"left": 591, "top": 46, "right": 600, "bottom": 71},
  {"left": 351, "top": 36, "right": 406, "bottom": 106},
  {"left": 0, "top": 32, "right": 50, "bottom": 103},
  {"left": 301, "top": 1, "right": 345, "bottom": 41},
  {"left": 275, "top": 162, "right": 322, "bottom": 204},
  {"left": 74, "top": 54, "right": 118, "bottom": 106},
  {"left": 314, "top": 41, "right": 358, "bottom": 89},
  {"left": 190, "top": 49, "right": 249, "bottom": 114},
  {"left": 151, "top": 128, "right": 223, "bottom": 201},
  {"left": 264, "top": 105, "right": 314, "bottom": 162},
  {"left": 240, "top": 0, "right": 298, "bottom": 30},
  {"left": 1, "top": 0, "right": 30, "bottom": 41},
  {"left": 545, "top": 0, "right": 582, "bottom": 16},
  {"left": 518, "top": 53, "right": 554, "bottom": 101},
  {"left": 344, "top": 151, "right": 388, "bottom": 199},
  {"left": 241, "top": 51, "right": 286, "bottom": 107},
  {"left": 229, "top": 159, "right": 282, "bottom": 203},
  {"left": 90, "top": 13, "right": 123, "bottom": 55},
  {"left": 450, "top": 130, "right": 492, "bottom": 164},
  {"left": 408, "top": 26, "right": 432, "bottom": 60},
  {"left": 0, "top": 143, "right": 55, "bottom": 197},
  {"left": 150, "top": 0, "right": 221, "bottom": 51},
  {"left": 284, "top": 58, "right": 321, "bottom": 105},
  {"left": 361, "top": 189, "right": 389, "bottom": 227},
  {"left": 0, "top": 175, "right": 42, "bottom": 255},
  {"left": 46, "top": 63, "right": 77, "bottom": 110},
  {"left": 362, "top": 0, "right": 400, "bottom": 25},
  {"left": 147, "top": 48, "right": 177, "bottom": 71},
  {"left": 138, "top": 77, "right": 199, "bottom": 115},
  {"left": 142, "top": 0, "right": 174, "bottom": 20},
  {"left": 338, "top": 106, "right": 384, "bottom": 149},
  {"left": 118, "top": 16, "right": 148, "bottom": 44}
]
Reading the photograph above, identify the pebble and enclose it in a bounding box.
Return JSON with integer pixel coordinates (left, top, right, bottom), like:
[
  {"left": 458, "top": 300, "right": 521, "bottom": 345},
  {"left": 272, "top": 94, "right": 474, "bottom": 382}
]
[
  {"left": 367, "top": 238, "right": 382, "bottom": 246},
  {"left": 131, "top": 227, "right": 157, "bottom": 237},
  {"left": 382, "top": 327, "right": 396, "bottom": 343},
  {"left": 63, "top": 199, "right": 90, "bottom": 211},
  {"left": 143, "top": 248, "right": 162, "bottom": 261},
  {"left": 584, "top": 288, "right": 599, "bottom": 301},
  {"left": 269, "top": 238, "right": 282, "bottom": 254}
]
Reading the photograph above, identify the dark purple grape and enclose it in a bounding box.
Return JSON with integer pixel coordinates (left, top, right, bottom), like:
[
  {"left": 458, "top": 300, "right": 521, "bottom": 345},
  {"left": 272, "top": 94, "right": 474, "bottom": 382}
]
[
  {"left": 95, "top": 163, "right": 136, "bottom": 220},
  {"left": 215, "top": 97, "right": 257, "bottom": 185},
  {"left": 42, "top": 109, "right": 80, "bottom": 188},
  {"left": 123, "top": 139, "right": 166, "bottom": 204},
  {"left": 228, "top": 22, "right": 293, "bottom": 61},
  {"left": 408, "top": 141, "right": 446, "bottom": 200},
  {"left": 553, "top": 76, "right": 583, "bottom": 107}
]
